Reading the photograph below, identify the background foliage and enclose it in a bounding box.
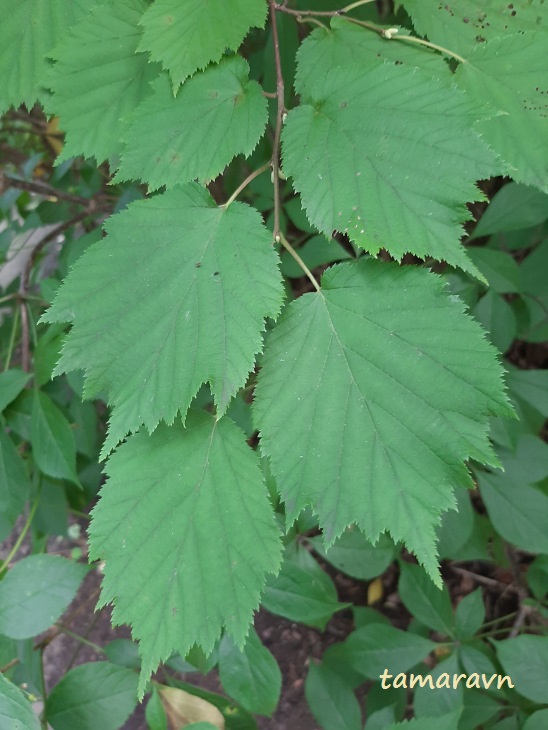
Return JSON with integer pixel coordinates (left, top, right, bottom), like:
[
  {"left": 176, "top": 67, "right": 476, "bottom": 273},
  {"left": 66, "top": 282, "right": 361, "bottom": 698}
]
[{"left": 0, "top": 0, "right": 547, "bottom": 728}]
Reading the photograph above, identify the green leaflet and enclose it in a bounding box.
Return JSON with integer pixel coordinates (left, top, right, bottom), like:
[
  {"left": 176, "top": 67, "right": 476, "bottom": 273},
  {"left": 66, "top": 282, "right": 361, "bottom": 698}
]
[
  {"left": 0, "top": 0, "right": 99, "bottom": 113},
  {"left": 401, "top": 0, "right": 547, "bottom": 56},
  {"left": 47, "top": 0, "right": 161, "bottom": 164},
  {"left": 282, "top": 61, "right": 497, "bottom": 276},
  {"left": 0, "top": 674, "right": 40, "bottom": 730},
  {"left": 0, "top": 428, "right": 31, "bottom": 525},
  {"left": 138, "top": 0, "right": 267, "bottom": 89},
  {"left": 253, "top": 260, "right": 512, "bottom": 580},
  {"left": 114, "top": 57, "right": 267, "bottom": 190},
  {"left": 455, "top": 34, "right": 548, "bottom": 193},
  {"left": 41, "top": 184, "right": 283, "bottom": 455},
  {"left": 294, "top": 17, "right": 452, "bottom": 93},
  {"left": 88, "top": 412, "right": 282, "bottom": 696}
]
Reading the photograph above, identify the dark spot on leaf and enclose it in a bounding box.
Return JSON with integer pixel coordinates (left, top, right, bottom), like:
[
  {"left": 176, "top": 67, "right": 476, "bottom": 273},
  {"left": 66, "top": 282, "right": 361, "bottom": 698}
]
[
  {"left": 195, "top": 262, "right": 201, "bottom": 268},
  {"left": 340, "top": 101, "right": 347, "bottom": 109},
  {"left": 213, "top": 271, "right": 220, "bottom": 276}
]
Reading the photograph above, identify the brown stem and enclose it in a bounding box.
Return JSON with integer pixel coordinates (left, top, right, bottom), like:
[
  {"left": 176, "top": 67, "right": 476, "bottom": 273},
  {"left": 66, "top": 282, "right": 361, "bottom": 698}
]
[
  {"left": 269, "top": 0, "right": 285, "bottom": 241},
  {"left": 1, "top": 172, "right": 94, "bottom": 207},
  {"left": 274, "top": 2, "right": 342, "bottom": 16}
]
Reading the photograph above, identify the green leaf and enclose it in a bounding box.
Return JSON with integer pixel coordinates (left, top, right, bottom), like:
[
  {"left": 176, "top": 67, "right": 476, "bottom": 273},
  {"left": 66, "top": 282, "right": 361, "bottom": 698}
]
[
  {"left": 478, "top": 472, "right": 548, "bottom": 554},
  {"left": 527, "top": 555, "right": 548, "bottom": 600},
  {"left": 104, "top": 639, "right": 141, "bottom": 670},
  {"left": 0, "top": 370, "right": 31, "bottom": 413},
  {"left": 88, "top": 412, "right": 282, "bottom": 695},
  {"left": 436, "top": 489, "right": 474, "bottom": 560},
  {"left": 492, "top": 635, "right": 548, "bottom": 704},
  {"left": 295, "top": 18, "right": 452, "bottom": 92},
  {"left": 0, "top": 673, "right": 40, "bottom": 730},
  {"left": 385, "top": 710, "right": 461, "bottom": 730},
  {"left": 454, "top": 589, "right": 485, "bottom": 640},
  {"left": 47, "top": 0, "right": 161, "bottom": 164},
  {"left": 466, "top": 249, "right": 521, "bottom": 294},
  {"left": 46, "top": 661, "right": 139, "bottom": 730},
  {"left": 401, "top": 0, "right": 547, "bottom": 56},
  {"left": 283, "top": 60, "right": 497, "bottom": 275},
  {"left": 473, "top": 290, "right": 516, "bottom": 353},
  {"left": 305, "top": 662, "right": 362, "bottom": 730},
  {"left": 145, "top": 686, "right": 168, "bottom": 730},
  {"left": 343, "top": 625, "right": 436, "bottom": 679},
  {"left": 308, "top": 529, "right": 395, "bottom": 581},
  {"left": 0, "top": 0, "right": 99, "bottom": 113},
  {"left": 254, "top": 260, "right": 511, "bottom": 580},
  {"left": 30, "top": 391, "right": 79, "bottom": 485},
  {"left": 0, "top": 428, "right": 31, "bottom": 523},
  {"left": 524, "top": 709, "right": 548, "bottom": 730},
  {"left": 413, "top": 653, "right": 463, "bottom": 719},
  {"left": 454, "top": 34, "right": 548, "bottom": 192},
  {"left": 218, "top": 628, "right": 281, "bottom": 716},
  {"left": 398, "top": 562, "right": 455, "bottom": 636},
  {"left": 0, "top": 554, "right": 88, "bottom": 640},
  {"left": 507, "top": 367, "right": 548, "bottom": 418},
  {"left": 472, "top": 183, "right": 548, "bottom": 238},
  {"left": 138, "top": 0, "right": 267, "bottom": 88},
  {"left": 499, "top": 435, "right": 548, "bottom": 484},
  {"left": 261, "top": 547, "right": 346, "bottom": 630},
  {"left": 42, "top": 185, "right": 283, "bottom": 455},
  {"left": 114, "top": 57, "right": 267, "bottom": 190}
]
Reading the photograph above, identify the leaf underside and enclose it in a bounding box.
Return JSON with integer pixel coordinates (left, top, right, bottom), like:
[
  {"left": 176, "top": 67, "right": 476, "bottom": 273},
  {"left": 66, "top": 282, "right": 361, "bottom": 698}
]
[
  {"left": 254, "top": 259, "right": 512, "bottom": 580},
  {"left": 88, "top": 412, "right": 282, "bottom": 695},
  {"left": 41, "top": 184, "right": 283, "bottom": 455}
]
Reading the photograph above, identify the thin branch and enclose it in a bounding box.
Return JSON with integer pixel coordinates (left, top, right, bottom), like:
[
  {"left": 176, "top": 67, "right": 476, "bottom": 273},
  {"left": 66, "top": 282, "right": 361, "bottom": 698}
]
[
  {"left": 0, "top": 498, "right": 39, "bottom": 574},
  {"left": 1, "top": 172, "right": 94, "bottom": 207},
  {"left": 269, "top": 0, "right": 285, "bottom": 242},
  {"left": 388, "top": 32, "right": 467, "bottom": 65},
  {"left": 274, "top": 2, "right": 342, "bottom": 16},
  {"left": 222, "top": 161, "right": 271, "bottom": 207},
  {"left": 20, "top": 209, "right": 93, "bottom": 295},
  {"left": 279, "top": 233, "right": 321, "bottom": 292}
]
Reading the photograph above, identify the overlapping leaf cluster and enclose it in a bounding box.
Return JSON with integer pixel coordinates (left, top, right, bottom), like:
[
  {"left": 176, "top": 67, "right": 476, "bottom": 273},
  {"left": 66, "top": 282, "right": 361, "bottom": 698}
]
[{"left": 2, "top": 0, "right": 546, "bottom": 691}]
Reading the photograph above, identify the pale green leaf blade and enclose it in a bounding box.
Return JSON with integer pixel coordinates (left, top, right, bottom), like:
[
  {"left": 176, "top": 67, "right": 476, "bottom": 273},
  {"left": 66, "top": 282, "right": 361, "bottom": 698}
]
[
  {"left": 282, "top": 62, "right": 497, "bottom": 275},
  {"left": 138, "top": 0, "right": 267, "bottom": 88},
  {"left": 30, "top": 391, "right": 79, "bottom": 485},
  {"left": 254, "top": 260, "right": 512, "bottom": 579},
  {"left": 46, "top": 661, "right": 139, "bottom": 730},
  {"left": 41, "top": 185, "right": 283, "bottom": 454},
  {"left": 218, "top": 628, "right": 281, "bottom": 716},
  {"left": 295, "top": 17, "right": 452, "bottom": 94},
  {"left": 88, "top": 413, "right": 282, "bottom": 695},
  {"left": 114, "top": 57, "right": 267, "bottom": 190},
  {"left": 0, "top": 555, "right": 88, "bottom": 640},
  {"left": 401, "top": 0, "right": 546, "bottom": 57},
  {"left": 0, "top": 0, "right": 99, "bottom": 113},
  {"left": 0, "top": 428, "right": 31, "bottom": 524},
  {"left": 455, "top": 34, "right": 548, "bottom": 193},
  {"left": 0, "top": 673, "right": 41, "bottom": 730},
  {"left": 47, "top": 0, "right": 161, "bottom": 164}
]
